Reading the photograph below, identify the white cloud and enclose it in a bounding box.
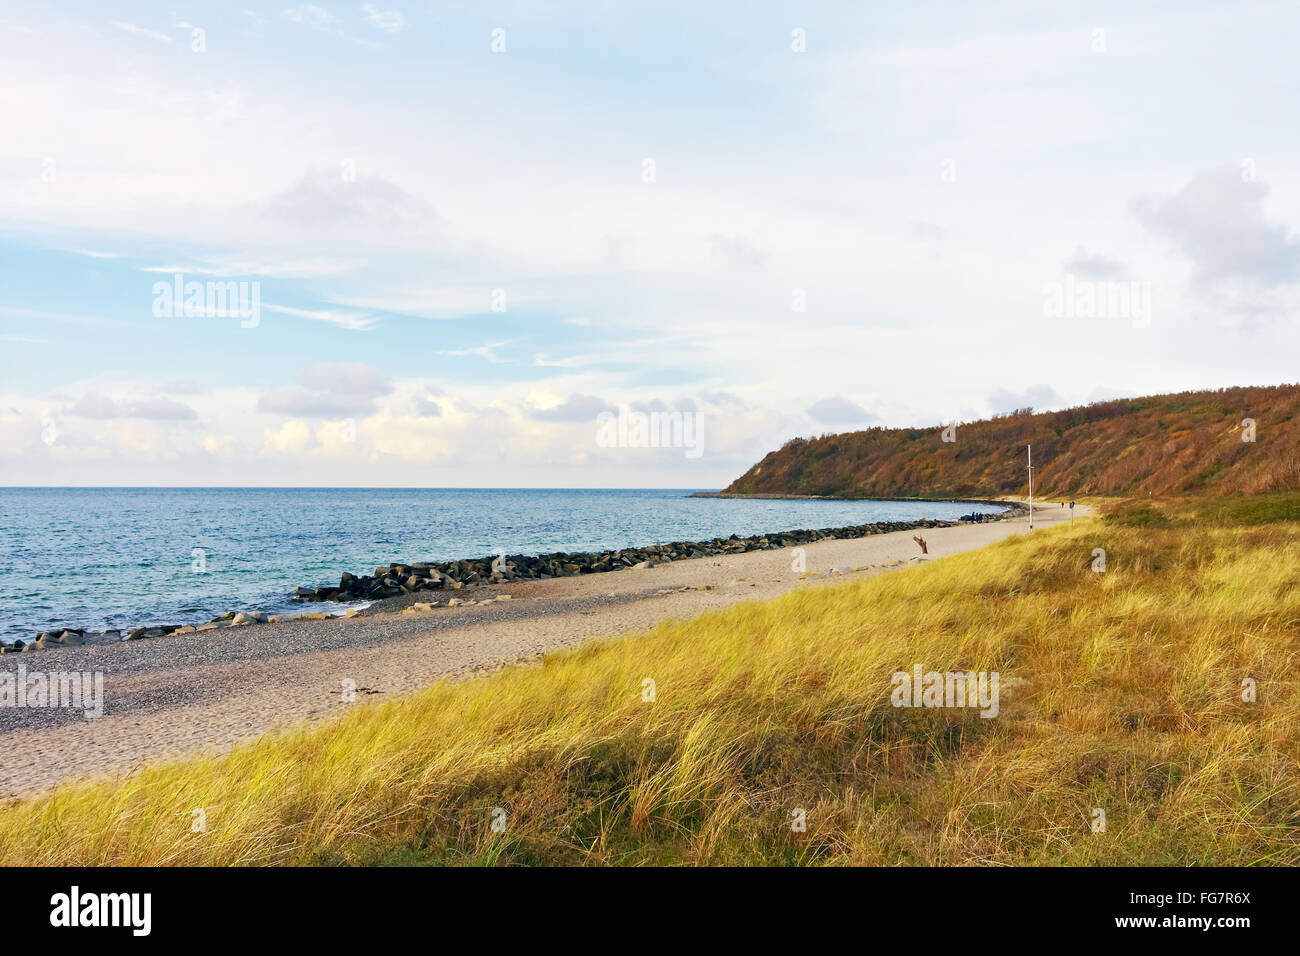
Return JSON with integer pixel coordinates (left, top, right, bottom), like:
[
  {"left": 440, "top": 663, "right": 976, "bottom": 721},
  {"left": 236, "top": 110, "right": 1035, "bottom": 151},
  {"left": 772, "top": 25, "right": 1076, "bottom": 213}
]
[
  {"left": 261, "top": 419, "right": 313, "bottom": 455},
  {"left": 258, "top": 362, "right": 393, "bottom": 417},
  {"left": 142, "top": 258, "right": 359, "bottom": 280},
  {"left": 528, "top": 393, "right": 614, "bottom": 422},
  {"left": 111, "top": 22, "right": 173, "bottom": 43},
  {"left": 298, "top": 361, "right": 391, "bottom": 395},
  {"left": 282, "top": 5, "right": 337, "bottom": 30},
  {"left": 202, "top": 434, "right": 235, "bottom": 455},
  {"left": 260, "top": 170, "right": 436, "bottom": 234},
  {"left": 1064, "top": 247, "right": 1126, "bottom": 280},
  {"left": 65, "top": 392, "right": 198, "bottom": 421},
  {"left": 1134, "top": 166, "right": 1300, "bottom": 288},
  {"left": 262, "top": 303, "right": 379, "bottom": 331},
  {"left": 434, "top": 339, "right": 522, "bottom": 363},
  {"left": 806, "top": 397, "right": 876, "bottom": 426},
  {"left": 362, "top": 4, "right": 407, "bottom": 34}
]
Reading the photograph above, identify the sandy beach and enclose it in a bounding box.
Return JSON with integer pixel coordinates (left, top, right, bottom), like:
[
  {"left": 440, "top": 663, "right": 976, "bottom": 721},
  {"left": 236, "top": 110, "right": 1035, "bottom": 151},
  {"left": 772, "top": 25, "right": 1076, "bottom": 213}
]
[{"left": 0, "top": 499, "right": 1086, "bottom": 798}]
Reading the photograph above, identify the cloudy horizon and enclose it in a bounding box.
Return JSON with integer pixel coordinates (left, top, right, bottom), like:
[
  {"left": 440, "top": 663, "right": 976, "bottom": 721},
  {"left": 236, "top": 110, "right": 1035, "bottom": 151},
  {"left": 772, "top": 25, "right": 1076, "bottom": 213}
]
[{"left": 3, "top": 1, "right": 1298, "bottom": 486}]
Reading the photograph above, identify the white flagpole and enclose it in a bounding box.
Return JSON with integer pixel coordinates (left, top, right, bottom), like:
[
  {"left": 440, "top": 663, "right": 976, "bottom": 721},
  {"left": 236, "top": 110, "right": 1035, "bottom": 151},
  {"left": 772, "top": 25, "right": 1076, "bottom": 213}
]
[{"left": 1027, "top": 444, "right": 1033, "bottom": 530}]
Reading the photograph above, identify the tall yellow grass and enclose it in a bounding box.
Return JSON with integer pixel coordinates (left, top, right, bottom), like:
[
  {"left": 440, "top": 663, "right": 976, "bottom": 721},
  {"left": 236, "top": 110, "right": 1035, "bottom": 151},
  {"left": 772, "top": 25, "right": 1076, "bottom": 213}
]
[{"left": 1, "top": 505, "right": 1296, "bottom": 865}]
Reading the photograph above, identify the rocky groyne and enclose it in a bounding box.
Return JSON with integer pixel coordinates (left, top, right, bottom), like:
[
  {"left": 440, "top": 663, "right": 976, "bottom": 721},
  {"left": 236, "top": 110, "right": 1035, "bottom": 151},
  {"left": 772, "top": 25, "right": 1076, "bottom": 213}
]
[
  {"left": 292, "top": 508, "right": 1021, "bottom": 603},
  {"left": 4, "top": 506, "right": 1020, "bottom": 652}
]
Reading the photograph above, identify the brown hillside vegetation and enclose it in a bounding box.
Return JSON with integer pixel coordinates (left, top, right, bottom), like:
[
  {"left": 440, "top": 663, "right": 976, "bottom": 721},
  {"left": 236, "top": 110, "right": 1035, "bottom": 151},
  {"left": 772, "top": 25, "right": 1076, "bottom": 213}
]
[{"left": 723, "top": 385, "right": 1300, "bottom": 499}]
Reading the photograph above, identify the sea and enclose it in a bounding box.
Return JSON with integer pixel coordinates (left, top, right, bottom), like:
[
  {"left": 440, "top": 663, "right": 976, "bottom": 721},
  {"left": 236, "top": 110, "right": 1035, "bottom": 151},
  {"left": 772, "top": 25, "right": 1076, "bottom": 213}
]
[{"left": 0, "top": 488, "right": 1004, "bottom": 644}]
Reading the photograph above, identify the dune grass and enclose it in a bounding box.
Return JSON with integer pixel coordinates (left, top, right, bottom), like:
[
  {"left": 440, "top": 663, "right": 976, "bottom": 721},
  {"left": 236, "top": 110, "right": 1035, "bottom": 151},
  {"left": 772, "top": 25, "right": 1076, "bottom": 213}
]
[{"left": 0, "top": 500, "right": 1296, "bottom": 866}]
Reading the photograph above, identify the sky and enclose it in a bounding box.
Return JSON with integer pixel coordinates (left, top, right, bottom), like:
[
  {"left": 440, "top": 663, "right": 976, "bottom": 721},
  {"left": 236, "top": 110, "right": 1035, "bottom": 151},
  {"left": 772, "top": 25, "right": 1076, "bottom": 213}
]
[{"left": 1, "top": 1, "right": 1298, "bottom": 487}]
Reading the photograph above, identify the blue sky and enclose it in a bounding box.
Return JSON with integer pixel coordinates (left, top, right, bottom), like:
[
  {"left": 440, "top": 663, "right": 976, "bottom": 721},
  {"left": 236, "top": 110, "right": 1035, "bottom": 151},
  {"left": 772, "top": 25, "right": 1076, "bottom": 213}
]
[{"left": 2, "top": 1, "right": 1299, "bottom": 485}]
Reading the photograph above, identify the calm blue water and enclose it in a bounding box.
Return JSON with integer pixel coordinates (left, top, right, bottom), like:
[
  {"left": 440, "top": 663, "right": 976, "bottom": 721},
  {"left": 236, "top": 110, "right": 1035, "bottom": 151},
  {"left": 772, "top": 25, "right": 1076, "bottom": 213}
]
[{"left": 0, "top": 489, "right": 1004, "bottom": 643}]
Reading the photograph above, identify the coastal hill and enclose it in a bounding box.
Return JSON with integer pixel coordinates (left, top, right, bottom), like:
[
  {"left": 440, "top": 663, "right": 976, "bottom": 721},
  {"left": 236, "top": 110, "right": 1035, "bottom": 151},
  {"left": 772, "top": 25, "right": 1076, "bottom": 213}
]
[{"left": 721, "top": 385, "right": 1300, "bottom": 500}]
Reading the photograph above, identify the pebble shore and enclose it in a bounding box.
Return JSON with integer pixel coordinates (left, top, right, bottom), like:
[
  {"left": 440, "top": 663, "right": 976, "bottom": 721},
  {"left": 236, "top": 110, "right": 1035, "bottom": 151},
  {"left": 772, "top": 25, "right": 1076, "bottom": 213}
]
[{"left": 3, "top": 507, "right": 1022, "bottom": 653}]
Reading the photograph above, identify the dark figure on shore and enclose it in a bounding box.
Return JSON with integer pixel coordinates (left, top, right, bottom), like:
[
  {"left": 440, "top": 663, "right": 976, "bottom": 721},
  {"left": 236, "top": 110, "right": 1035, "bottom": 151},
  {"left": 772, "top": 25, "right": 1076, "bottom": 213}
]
[{"left": 913, "top": 535, "right": 928, "bottom": 555}]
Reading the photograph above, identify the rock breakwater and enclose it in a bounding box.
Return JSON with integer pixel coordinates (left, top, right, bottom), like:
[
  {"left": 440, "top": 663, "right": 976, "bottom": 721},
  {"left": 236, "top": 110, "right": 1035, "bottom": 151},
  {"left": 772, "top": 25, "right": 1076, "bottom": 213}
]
[
  {"left": 293, "top": 510, "right": 1020, "bottom": 604},
  {"left": 4, "top": 505, "right": 1020, "bottom": 652}
]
